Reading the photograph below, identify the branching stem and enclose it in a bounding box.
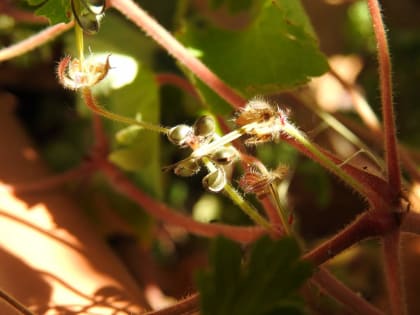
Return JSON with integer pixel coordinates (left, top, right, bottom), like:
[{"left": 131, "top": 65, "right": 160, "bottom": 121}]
[
  {"left": 367, "top": 0, "right": 401, "bottom": 192},
  {"left": 99, "top": 158, "right": 265, "bottom": 244},
  {"left": 282, "top": 123, "right": 367, "bottom": 198}
]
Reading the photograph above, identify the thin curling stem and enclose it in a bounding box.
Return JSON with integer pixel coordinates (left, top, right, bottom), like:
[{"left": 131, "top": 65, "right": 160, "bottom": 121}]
[{"left": 81, "top": 88, "right": 169, "bottom": 134}]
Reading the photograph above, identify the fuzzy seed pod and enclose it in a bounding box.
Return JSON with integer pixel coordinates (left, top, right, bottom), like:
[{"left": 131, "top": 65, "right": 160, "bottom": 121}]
[
  {"left": 202, "top": 167, "right": 226, "bottom": 192},
  {"left": 167, "top": 124, "right": 194, "bottom": 147},
  {"left": 174, "top": 159, "right": 201, "bottom": 177},
  {"left": 193, "top": 115, "right": 216, "bottom": 139},
  {"left": 210, "top": 146, "right": 238, "bottom": 165}
]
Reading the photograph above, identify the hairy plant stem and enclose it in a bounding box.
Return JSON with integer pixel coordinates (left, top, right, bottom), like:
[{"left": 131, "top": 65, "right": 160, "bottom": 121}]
[
  {"left": 0, "top": 21, "right": 74, "bottom": 62},
  {"left": 312, "top": 268, "right": 385, "bottom": 315},
  {"left": 367, "top": 0, "right": 401, "bottom": 192},
  {"left": 382, "top": 230, "right": 406, "bottom": 315},
  {"left": 0, "top": 288, "right": 34, "bottom": 315},
  {"left": 294, "top": 92, "right": 384, "bottom": 171},
  {"left": 82, "top": 88, "right": 169, "bottom": 133},
  {"left": 304, "top": 208, "right": 398, "bottom": 266},
  {"left": 75, "top": 24, "right": 85, "bottom": 63},
  {"left": 282, "top": 123, "right": 367, "bottom": 199},
  {"left": 99, "top": 158, "right": 265, "bottom": 244},
  {"left": 268, "top": 184, "right": 290, "bottom": 235},
  {"left": 110, "top": 0, "right": 245, "bottom": 109}
]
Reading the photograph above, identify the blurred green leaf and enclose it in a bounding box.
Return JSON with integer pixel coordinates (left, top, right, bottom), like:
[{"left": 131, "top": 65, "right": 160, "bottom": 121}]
[
  {"left": 115, "top": 125, "right": 143, "bottom": 145},
  {"left": 197, "top": 236, "right": 312, "bottom": 315},
  {"left": 107, "top": 66, "right": 162, "bottom": 198},
  {"left": 178, "top": 0, "right": 328, "bottom": 114},
  {"left": 210, "top": 0, "right": 254, "bottom": 13},
  {"left": 26, "top": 0, "right": 70, "bottom": 25}
]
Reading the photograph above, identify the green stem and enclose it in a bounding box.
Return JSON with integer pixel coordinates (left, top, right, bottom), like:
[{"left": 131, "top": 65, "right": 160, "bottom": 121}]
[
  {"left": 202, "top": 157, "right": 271, "bottom": 230},
  {"left": 282, "top": 123, "right": 366, "bottom": 197},
  {"left": 268, "top": 184, "right": 290, "bottom": 235},
  {"left": 75, "top": 24, "right": 84, "bottom": 62}
]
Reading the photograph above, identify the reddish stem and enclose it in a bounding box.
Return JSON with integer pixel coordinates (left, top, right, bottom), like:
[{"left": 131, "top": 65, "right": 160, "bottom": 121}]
[
  {"left": 367, "top": 0, "right": 401, "bottom": 192},
  {"left": 0, "top": 21, "right": 74, "bottom": 62},
  {"left": 382, "top": 230, "right": 406, "bottom": 315},
  {"left": 312, "top": 267, "right": 385, "bottom": 315},
  {"left": 155, "top": 73, "right": 199, "bottom": 98},
  {"left": 110, "top": 0, "right": 246, "bottom": 109},
  {"left": 99, "top": 159, "right": 265, "bottom": 244},
  {"left": 280, "top": 135, "right": 391, "bottom": 209},
  {"left": 0, "top": 163, "right": 93, "bottom": 194},
  {"left": 303, "top": 208, "right": 398, "bottom": 266}
]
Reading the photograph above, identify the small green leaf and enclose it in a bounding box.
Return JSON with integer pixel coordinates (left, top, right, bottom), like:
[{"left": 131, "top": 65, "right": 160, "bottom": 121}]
[
  {"left": 27, "top": 0, "right": 70, "bottom": 25},
  {"left": 197, "top": 236, "right": 312, "bottom": 315},
  {"left": 178, "top": 0, "right": 328, "bottom": 114}
]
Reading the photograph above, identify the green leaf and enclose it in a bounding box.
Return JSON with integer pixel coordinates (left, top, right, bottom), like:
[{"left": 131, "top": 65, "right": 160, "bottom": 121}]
[
  {"left": 178, "top": 0, "right": 328, "bottom": 114},
  {"left": 115, "top": 125, "right": 143, "bottom": 145},
  {"left": 26, "top": 0, "right": 70, "bottom": 25},
  {"left": 107, "top": 66, "right": 162, "bottom": 198},
  {"left": 197, "top": 236, "right": 312, "bottom": 315},
  {"left": 72, "top": 14, "right": 162, "bottom": 198},
  {"left": 210, "top": 0, "right": 254, "bottom": 13}
]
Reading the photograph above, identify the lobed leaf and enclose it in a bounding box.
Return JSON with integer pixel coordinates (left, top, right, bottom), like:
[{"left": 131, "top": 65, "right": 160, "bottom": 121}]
[
  {"left": 27, "top": 0, "right": 70, "bottom": 25},
  {"left": 197, "top": 236, "right": 312, "bottom": 315},
  {"left": 178, "top": 0, "right": 328, "bottom": 114}
]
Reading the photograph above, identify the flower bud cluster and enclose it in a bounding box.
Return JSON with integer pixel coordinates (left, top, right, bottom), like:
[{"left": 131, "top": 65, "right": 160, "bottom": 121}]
[
  {"left": 166, "top": 99, "right": 291, "bottom": 194},
  {"left": 167, "top": 115, "right": 238, "bottom": 192}
]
